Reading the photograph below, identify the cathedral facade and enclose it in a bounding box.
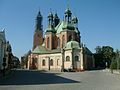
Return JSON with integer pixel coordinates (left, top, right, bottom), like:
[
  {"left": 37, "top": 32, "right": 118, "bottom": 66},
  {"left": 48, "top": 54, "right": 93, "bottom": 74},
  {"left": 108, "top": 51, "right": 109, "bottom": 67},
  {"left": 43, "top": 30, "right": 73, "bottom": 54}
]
[
  {"left": 0, "top": 30, "right": 13, "bottom": 71},
  {"left": 0, "top": 30, "right": 6, "bottom": 70},
  {"left": 28, "top": 8, "right": 94, "bottom": 71}
]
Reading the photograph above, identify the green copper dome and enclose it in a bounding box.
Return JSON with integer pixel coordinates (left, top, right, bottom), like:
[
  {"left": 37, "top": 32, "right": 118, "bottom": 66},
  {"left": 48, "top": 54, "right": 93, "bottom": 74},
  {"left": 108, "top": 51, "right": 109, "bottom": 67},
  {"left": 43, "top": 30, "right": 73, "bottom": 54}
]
[
  {"left": 48, "top": 12, "right": 53, "bottom": 18},
  {"left": 62, "top": 22, "right": 75, "bottom": 30},
  {"left": 55, "top": 21, "right": 75, "bottom": 34},
  {"left": 64, "top": 40, "right": 80, "bottom": 50},
  {"left": 46, "top": 28, "right": 56, "bottom": 33},
  {"left": 72, "top": 16, "right": 78, "bottom": 24},
  {"left": 74, "top": 28, "right": 80, "bottom": 34},
  {"left": 65, "top": 8, "right": 72, "bottom": 15}
]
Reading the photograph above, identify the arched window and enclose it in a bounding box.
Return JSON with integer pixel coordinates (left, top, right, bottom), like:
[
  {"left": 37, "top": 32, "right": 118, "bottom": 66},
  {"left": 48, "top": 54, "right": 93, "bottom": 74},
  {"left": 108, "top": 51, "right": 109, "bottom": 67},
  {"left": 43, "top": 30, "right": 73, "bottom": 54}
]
[
  {"left": 57, "top": 59, "right": 59, "bottom": 66},
  {"left": 69, "top": 35, "right": 72, "bottom": 41},
  {"left": 62, "top": 35, "right": 65, "bottom": 46},
  {"left": 57, "top": 38, "right": 60, "bottom": 47},
  {"left": 42, "top": 59, "right": 45, "bottom": 66},
  {"left": 33, "top": 58, "right": 38, "bottom": 63},
  {"left": 47, "top": 37, "right": 50, "bottom": 48},
  {"left": 50, "top": 59, "right": 53, "bottom": 66},
  {"left": 32, "top": 58, "right": 38, "bottom": 69},
  {"left": 75, "top": 56, "right": 79, "bottom": 61},
  {"left": 66, "top": 56, "right": 70, "bottom": 61}
]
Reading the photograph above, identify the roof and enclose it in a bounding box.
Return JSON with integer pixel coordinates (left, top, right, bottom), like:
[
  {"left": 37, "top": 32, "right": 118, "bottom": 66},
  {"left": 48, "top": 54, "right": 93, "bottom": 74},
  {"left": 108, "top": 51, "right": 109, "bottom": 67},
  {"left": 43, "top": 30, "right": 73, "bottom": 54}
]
[
  {"left": 55, "top": 21, "right": 64, "bottom": 34},
  {"left": 55, "top": 21, "right": 75, "bottom": 34},
  {"left": 0, "top": 30, "right": 6, "bottom": 42},
  {"left": 84, "top": 47, "right": 93, "bottom": 55},
  {"left": 32, "top": 46, "right": 61, "bottom": 54},
  {"left": 46, "top": 27, "right": 56, "bottom": 33},
  {"left": 74, "top": 28, "right": 80, "bottom": 34},
  {"left": 65, "top": 8, "right": 72, "bottom": 14},
  {"left": 64, "top": 40, "right": 80, "bottom": 50},
  {"left": 62, "top": 22, "right": 75, "bottom": 30}
]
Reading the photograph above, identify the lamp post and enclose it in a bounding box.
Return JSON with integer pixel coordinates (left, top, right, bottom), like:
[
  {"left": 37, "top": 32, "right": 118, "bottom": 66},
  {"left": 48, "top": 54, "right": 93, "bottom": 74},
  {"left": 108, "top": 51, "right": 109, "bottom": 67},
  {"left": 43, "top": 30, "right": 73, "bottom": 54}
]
[
  {"left": 48, "top": 57, "right": 50, "bottom": 71},
  {"left": 2, "top": 57, "right": 6, "bottom": 77},
  {"left": 116, "top": 51, "right": 120, "bottom": 73},
  {"left": 61, "top": 48, "right": 65, "bottom": 72}
]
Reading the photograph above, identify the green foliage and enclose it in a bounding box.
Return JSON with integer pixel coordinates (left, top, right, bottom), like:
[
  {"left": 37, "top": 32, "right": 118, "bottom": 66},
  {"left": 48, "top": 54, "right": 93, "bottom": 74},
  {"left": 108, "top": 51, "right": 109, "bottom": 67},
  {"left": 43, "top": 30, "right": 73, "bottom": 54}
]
[
  {"left": 95, "top": 46, "right": 102, "bottom": 54},
  {"left": 110, "top": 58, "right": 117, "bottom": 69},
  {"left": 94, "top": 46, "right": 120, "bottom": 69},
  {"left": 102, "top": 46, "right": 114, "bottom": 60},
  {"left": 94, "top": 46, "right": 115, "bottom": 68},
  {"left": 110, "top": 56, "right": 120, "bottom": 69}
]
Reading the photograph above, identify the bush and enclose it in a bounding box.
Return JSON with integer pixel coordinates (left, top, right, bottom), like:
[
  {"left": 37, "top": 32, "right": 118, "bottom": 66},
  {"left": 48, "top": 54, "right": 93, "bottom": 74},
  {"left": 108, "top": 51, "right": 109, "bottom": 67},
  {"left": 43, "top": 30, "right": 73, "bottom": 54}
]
[
  {"left": 110, "top": 60, "right": 117, "bottom": 69},
  {"left": 110, "top": 57, "right": 120, "bottom": 69}
]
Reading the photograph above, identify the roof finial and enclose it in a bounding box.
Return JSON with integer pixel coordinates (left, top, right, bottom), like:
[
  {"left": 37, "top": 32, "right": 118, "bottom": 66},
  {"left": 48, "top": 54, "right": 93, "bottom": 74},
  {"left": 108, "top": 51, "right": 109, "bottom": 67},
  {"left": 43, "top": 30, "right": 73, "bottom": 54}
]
[
  {"left": 67, "top": 0, "right": 70, "bottom": 9},
  {"left": 39, "top": 6, "right": 40, "bottom": 12},
  {"left": 38, "top": 7, "right": 41, "bottom": 13},
  {"left": 37, "top": 7, "right": 42, "bottom": 17},
  {"left": 50, "top": 8, "right": 52, "bottom": 13}
]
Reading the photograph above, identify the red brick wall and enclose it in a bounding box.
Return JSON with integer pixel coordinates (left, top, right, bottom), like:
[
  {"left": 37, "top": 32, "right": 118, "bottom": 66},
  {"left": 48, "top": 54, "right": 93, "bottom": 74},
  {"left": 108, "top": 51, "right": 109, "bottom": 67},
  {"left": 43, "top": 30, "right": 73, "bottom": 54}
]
[{"left": 33, "top": 31, "right": 43, "bottom": 50}]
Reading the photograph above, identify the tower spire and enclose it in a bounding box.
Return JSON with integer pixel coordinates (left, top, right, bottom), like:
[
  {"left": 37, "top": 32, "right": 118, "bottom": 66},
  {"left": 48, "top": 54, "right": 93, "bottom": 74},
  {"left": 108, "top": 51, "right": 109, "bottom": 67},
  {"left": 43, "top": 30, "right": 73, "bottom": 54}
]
[
  {"left": 67, "top": 0, "right": 69, "bottom": 9},
  {"left": 33, "top": 10, "right": 43, "bottom": 50},
  {"left": 35, "top": 10, "right": 43, "bottom": 32},
  {"left": 64, "top": 0, "right": 72, "bottom": 23}
]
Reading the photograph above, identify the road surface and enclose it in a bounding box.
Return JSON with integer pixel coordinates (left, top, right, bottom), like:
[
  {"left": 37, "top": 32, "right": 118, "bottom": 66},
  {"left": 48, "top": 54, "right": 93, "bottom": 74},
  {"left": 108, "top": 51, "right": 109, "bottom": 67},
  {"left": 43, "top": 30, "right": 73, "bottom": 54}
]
[{"left": 0, "top": 69, "right": 120, "bottom": 90}]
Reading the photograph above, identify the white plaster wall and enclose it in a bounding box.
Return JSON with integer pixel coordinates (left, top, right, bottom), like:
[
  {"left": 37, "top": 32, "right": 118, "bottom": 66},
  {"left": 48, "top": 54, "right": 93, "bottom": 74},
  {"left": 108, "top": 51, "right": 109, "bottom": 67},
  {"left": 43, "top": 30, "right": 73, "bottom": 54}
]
[
  {"left": 80, "top": 48, "right": 84, "bottom": 70},
  {"left": 64, "top": 50, "right": 72, "bottom": 69},
  {"left": 38, "top": 53, "right": 62, "bottom": 71},
  {"left": 73, "top": 49, "right": 81, "bottom": 69}
]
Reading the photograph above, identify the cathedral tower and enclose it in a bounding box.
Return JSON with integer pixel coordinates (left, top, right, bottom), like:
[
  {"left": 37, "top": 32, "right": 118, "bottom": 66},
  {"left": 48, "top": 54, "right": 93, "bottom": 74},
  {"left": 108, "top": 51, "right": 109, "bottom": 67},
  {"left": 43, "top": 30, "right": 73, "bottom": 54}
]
[{"left": 33, "top": 11, "right": 43, "bottom": 50}]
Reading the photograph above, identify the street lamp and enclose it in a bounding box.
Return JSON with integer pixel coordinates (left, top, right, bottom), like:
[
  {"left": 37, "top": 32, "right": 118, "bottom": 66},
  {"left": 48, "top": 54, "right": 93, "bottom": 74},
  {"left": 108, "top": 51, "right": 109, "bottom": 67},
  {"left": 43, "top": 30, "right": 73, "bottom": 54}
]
[
  {"left": 61, "top": 48, "right": 65, "bottom": 72},
  {"left": 118, "top": 52, "right": 120, "bottom": 73}
]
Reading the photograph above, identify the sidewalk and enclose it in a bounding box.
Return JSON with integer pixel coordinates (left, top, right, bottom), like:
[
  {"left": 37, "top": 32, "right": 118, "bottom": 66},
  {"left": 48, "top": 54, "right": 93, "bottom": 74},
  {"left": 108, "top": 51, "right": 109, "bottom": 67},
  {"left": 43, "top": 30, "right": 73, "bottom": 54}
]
[
  {"left": 112, "top": 70, "right": 120, "bottom": 74},
  {"left": 103, "top": 69, "right": 120, "bottom": 74}
]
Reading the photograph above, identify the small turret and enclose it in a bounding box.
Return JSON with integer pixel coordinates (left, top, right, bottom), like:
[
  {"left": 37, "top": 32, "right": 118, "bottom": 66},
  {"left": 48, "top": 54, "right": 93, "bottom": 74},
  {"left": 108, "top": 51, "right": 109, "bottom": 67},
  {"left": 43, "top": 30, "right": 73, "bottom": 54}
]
[
  {"left": 64, "top": 8, "right": 72, "bottom": 22},
  {"left": 48, "top": 11, "right": 54, "bottom": 29},
  {"left": 53, "top": 13, "right": 60, "bottom": 27},
  {"left": 72, "top": 16, "right": 78, "bottom": 24}
]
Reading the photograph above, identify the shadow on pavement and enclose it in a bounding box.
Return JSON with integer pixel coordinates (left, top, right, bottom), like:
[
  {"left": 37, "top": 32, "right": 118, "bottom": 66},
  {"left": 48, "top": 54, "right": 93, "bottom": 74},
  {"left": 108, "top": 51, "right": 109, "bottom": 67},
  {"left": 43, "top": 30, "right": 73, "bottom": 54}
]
[{"left": 0, "top": 70, "right": 80, "bottom": 85}]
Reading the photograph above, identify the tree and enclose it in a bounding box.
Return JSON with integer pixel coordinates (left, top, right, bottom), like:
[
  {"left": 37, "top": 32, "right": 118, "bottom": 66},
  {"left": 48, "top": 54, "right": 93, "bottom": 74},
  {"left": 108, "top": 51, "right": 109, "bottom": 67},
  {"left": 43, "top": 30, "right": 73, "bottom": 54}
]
[
  {"left": 102, "top": 46, "right": 114, "bottom": 68},
  {"left": 94, "top": 46, "right": 104, "bottom": 68},
  {"left": 94, "top": 46, "right": 114, "bottom": 69},
  {"left": 110, "top": 49, "right": 120, "bottom": 70},
  {"left": 95, "top": 46, "right": 102, "bottom": 54}
]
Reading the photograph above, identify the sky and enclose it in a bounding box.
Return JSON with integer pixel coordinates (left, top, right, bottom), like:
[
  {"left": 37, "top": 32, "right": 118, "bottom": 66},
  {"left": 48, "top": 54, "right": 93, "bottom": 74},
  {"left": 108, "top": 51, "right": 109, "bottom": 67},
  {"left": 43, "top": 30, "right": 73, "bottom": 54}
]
[{"left": 0, "top": 0, "right": 120, "bottom": 59}]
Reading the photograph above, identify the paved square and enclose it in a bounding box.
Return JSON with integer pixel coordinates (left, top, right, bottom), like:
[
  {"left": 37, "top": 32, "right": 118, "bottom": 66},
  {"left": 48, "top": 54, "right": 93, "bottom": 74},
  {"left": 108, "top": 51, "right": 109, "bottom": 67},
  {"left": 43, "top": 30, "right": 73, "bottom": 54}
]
[{"left": 0, "top": 70, "right": 120, "bottom": 90}]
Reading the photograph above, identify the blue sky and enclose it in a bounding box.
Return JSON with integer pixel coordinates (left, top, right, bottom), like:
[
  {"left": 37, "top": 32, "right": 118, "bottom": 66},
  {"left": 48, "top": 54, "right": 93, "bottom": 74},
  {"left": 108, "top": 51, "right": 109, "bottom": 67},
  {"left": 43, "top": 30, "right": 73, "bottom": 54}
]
[{"left": 0, "top": 0, "right": 120, "bottom": 58}]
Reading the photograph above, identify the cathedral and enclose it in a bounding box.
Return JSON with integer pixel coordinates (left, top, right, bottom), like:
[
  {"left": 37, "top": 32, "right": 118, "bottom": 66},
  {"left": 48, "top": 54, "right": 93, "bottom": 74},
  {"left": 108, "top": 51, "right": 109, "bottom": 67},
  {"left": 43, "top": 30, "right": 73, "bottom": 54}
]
[
  {"left": 0, "top": 30, "right": 13, "bottom": 71},
  {"left": 27, "top": 8, "right": 95, "bottom": 71}
]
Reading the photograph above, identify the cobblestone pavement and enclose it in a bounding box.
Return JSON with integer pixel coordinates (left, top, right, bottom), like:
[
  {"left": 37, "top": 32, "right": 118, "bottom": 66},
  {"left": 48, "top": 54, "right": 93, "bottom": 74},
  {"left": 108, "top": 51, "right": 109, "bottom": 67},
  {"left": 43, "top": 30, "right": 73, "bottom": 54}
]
[{"left": 0, "top": 69, "right": 120, "bottom": 90}]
